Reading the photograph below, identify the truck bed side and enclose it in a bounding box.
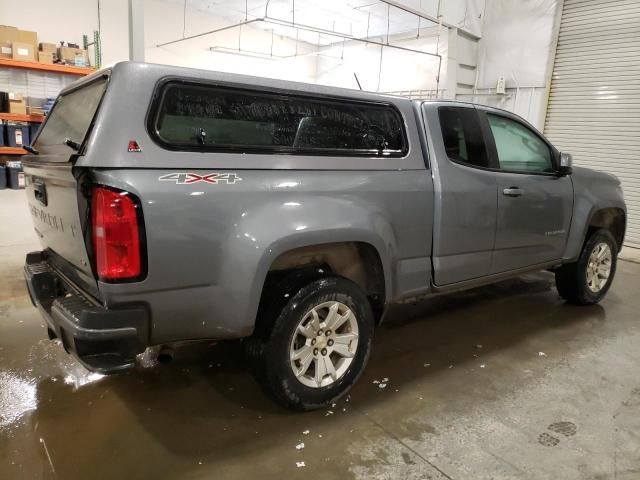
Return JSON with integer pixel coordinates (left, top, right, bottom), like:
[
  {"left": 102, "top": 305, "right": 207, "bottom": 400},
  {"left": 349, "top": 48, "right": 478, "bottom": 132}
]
[{"left": 71, "top": 62, "right": 435, "bottom": 343}]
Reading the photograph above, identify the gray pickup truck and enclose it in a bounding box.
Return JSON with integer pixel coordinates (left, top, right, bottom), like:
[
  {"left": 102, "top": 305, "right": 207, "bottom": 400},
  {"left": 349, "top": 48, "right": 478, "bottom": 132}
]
[{"left": 23, "top": 62, "right": 626, "bottom": 410}]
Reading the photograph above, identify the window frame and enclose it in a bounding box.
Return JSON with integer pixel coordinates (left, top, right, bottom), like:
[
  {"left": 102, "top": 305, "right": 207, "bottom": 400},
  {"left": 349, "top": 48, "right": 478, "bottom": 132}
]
[
  {"left": 479, "top": 110, "right": 560, "bottom": 177},
  {"left": 437, "top": 105, "right": 494, "bottom": 171},
  {"left": 33, "top": 72, "right": 111, "bottom": 156},
  {"left": 146, "top": 77, "right": 409, "bottom": 158}
]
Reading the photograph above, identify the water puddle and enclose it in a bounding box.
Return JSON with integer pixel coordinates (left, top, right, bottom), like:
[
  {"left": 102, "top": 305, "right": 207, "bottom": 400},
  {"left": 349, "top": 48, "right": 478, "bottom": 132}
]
[{"left": 0, "top": 371, "right": 37, "bottom": 429}]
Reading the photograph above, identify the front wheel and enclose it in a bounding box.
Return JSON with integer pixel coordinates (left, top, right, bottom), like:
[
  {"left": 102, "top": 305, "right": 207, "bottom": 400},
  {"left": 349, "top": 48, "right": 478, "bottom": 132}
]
[
  {"left": 252, "top": 276, "right": 374, "bottom": 411},
  {"left": 555, "top": 228, "right": 618, "bottom": 305}
]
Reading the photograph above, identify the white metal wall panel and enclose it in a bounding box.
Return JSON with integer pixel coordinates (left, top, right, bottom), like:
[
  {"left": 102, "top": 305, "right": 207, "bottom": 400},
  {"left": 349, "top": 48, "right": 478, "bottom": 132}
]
[{"left": 545, "top": 0, "right": 640, "bottom": 248}]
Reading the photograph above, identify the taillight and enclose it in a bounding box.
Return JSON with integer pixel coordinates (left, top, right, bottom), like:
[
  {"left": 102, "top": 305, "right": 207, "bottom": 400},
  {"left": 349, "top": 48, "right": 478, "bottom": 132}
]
[{"left": 92, "top": 186, "right": 142, "bottom": 281}]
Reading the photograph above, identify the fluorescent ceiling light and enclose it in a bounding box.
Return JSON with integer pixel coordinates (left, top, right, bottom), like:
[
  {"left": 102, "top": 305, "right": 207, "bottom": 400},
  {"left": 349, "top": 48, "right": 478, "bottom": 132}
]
[{"left": 209, "top": 46, "right": 285, "bottom": 59}]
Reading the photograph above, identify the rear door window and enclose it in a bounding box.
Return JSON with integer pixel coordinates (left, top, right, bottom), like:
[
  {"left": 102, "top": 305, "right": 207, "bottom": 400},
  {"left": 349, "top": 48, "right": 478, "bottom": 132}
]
[
  {"left": 438, "top": 107, "right": 490, "bottom": 168},
  {"left": 35, "top": 76, "right": 108, "bottom": 156},
  {"left": 151, "top": 82, "right": 407, "bottom": 157}
]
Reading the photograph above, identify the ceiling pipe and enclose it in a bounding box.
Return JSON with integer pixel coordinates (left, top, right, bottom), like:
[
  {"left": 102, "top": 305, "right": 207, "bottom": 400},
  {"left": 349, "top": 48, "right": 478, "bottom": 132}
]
[
  {"left": 209, "top": 45, "right": 290, "bottom": 59},
  {"left": 263, "top": 16, "right": 441, "bottom": 59},
  {"left": 204, "top": 17, "right": 442, "bottom": 61},
  {"left": 379, "top": 0, "right": 480, "bottom": 40},
  {"left": 263, "top": 16, "right": 444, "bottom": 94},
  {"left": 155, "top": 15, "right": 444, "bottom": 94},
  {"left": 267, "top": 14, "right": 443, "bottom": 93},
  {"left": 156, "top": 18, "right": 262, "bottom": 48}
]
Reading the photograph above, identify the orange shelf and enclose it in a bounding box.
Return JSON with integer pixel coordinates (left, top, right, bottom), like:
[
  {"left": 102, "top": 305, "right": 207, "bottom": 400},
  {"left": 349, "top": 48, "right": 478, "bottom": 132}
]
[
  {"left": 0, "top": 58, "right": 94, "bottom": 76},
  {"left": 0, "top": 147, "right": 27, "bottom": 155},
  {"left": 0, "top": 113, "right": 44, "bottom": 123}
]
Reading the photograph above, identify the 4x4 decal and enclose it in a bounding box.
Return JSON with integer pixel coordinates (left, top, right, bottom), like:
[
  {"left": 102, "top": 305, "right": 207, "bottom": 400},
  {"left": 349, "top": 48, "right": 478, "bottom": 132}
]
[{"left": 158, "top": 173, "right": 242, "bottom": 185}]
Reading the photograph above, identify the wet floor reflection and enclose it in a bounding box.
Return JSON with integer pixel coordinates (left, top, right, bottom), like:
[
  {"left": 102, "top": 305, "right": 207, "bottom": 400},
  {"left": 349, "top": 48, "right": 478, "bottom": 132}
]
[
  {"left": 0, "top": 270, "right": 621, "bottom": 479},
  {"left": 0, "top": 371, "right": 37, "bottom": 429}
]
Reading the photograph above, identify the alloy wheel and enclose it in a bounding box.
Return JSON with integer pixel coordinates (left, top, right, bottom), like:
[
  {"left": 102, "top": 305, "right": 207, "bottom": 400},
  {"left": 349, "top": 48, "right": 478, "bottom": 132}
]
[
  {"left": 586, "top": 242, "right": 612, "bottom": 293},
  {"left": 289, "top": 301, "right": 359, "bottom": 388}
]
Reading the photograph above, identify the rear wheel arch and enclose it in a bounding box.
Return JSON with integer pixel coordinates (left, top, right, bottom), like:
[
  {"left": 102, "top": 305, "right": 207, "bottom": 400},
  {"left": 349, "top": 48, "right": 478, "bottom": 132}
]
[
  {"left": 254, "top": 241, "right": 387, "bottom": 336},
  {"left": 250, "top": 275, "right": 375, "bottom": 410}
]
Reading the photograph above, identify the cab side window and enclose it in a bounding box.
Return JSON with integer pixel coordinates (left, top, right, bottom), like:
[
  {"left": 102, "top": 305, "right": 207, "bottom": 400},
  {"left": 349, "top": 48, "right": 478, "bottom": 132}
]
[
  {"left": 487, "top": 114, "right": 554, "bottom": 173},
  {"left": 438, "top": 107, "right": 490, "bottom": 168}
]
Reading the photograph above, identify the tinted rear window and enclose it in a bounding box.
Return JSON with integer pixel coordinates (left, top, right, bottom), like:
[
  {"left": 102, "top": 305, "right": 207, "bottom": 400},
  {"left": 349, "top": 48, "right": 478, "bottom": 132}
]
[
  {"left": 438, "top": 107, "right": 489, "bottom": 168},
  {"left": 151, "top": 83, "right": 407, "bottom": 157},
  {"left": 35, "top": 76, "right": 108, "bottom": 152}
]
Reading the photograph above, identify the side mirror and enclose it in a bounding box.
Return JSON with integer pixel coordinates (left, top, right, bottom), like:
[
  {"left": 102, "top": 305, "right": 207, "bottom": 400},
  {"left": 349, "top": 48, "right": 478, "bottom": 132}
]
[{"left": 558, "top": 152, "right": 573, "bottom": 176}]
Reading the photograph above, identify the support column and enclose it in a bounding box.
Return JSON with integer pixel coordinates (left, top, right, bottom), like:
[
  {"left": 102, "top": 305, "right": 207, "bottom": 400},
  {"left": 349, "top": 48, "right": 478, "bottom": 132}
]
[
  {"left": 128, "top": 0, "right": 145, "bottom": 62},
  {"left": 444, "top": 27, "right": 458, "bottom": 100}
]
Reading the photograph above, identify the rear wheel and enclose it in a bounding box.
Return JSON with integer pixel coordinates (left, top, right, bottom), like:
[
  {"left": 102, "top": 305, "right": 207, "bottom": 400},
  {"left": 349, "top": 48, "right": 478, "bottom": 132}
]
[
  {"left": 555, "top": 228, "right": 617, "bottom": 305},
  {"left": 251, "top": 276, "right": 374, "bottom": 411}
]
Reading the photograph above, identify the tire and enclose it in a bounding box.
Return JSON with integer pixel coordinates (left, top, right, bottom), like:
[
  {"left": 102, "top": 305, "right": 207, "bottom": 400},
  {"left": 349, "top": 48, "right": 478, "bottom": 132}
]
[
  {"left": 251, "top": 276, "right": 374, "bottom": 411},
  {"left": 555, "top": 228, "right": 618, "bottom": 305}
]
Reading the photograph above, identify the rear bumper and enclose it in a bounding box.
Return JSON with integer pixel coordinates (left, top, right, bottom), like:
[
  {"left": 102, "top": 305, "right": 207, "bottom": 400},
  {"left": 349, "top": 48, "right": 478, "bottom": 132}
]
[{"left": 24, "top": 251, "right": 149, "bottom": 374}]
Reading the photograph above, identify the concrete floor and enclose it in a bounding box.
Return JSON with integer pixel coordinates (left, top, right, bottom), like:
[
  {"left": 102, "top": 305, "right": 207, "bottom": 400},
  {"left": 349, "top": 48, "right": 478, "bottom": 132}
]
[{"left": 1, "top": 188, "right": 640, "bottom": 480}]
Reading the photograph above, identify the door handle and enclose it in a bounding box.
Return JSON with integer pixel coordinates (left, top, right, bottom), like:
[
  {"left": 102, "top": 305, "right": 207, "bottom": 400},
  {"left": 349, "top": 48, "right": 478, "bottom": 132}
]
[{"left": 503, "top": 187, "right": 523, "bottom": 197}]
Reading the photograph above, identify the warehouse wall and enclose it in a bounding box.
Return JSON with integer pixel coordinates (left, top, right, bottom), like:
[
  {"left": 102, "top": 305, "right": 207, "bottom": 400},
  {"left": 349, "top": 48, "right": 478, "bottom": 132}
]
[
  {"left": 146, "top": 1, "right": 318, "bottom": 83},
  {"left": 1, "top": 0, "right": 317, "bottom": 82},
  {"left": 2, "top": 0, "right": 493, "bottom": 95},
  {"left": 459, "top": 0, "right": 561, "bottom": 129},
  {"left": 315, "top": 28, "right": 444, "bottom": 94},
  {"left": 148, "top": 0, "right": 485, "bottom": 93},
  {"left": 314, "top": 0, "right": 486, "bottom": 95},
  {"left": 0, "top": 0, "right": 130, "bottom": 67},
  {"left": 0, "top": 0, "right": 107, "bottom": 62},
  {"left": 390, "top": 0, "right": 486, "bottom": 37},
  {"left": 99, "top": 0, "right": 131, "bottom": 66},
  {"left": 127, "top": 0, "right": 319, "bottom": 83}
]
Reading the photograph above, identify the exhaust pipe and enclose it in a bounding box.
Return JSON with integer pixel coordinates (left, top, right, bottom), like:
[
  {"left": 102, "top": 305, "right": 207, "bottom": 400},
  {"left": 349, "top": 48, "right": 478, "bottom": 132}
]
[{"left": 157, "top": 345, "right": 174, "bottom": 364}]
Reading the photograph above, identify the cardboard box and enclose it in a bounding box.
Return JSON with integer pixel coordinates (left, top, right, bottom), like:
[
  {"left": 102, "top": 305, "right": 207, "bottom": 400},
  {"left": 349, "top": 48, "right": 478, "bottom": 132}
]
[
  {"left": 58, "top": 46, "right": 88, "bottom": 65},
  {"left": 27, "top": 106, "right": 44, "bottom": 116},
  {"left": 0, "top": 25, "right": 17, "bottom": 58},
  {"left": 12, "top": 41, "right": 35, "bottom": 62},
  {"left": 39, "top": 42, "right": 56, "bottom": 52},
  {"left": 9, "top": 100, "right": 27, "bottom": 115},
  {"left": 0, "top": 45, "right": 11, "bottom": 59},
  {"left": 8, "top": 92, "right": 27, "bottom": 115},
  {"left": 37, "top": 51, "right": 54, "bottom": 64},
  {"left": 17, "top": 29, "right": 37, "bottom": 46},
  {"left": 0, "top": 25, "right": 18, "bottom": 46}
]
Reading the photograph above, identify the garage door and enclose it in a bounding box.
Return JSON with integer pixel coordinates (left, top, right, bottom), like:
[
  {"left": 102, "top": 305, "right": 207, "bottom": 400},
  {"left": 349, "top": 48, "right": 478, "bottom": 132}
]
[{"left": 544, "top": 0, "right": 640, "bottom": 248}]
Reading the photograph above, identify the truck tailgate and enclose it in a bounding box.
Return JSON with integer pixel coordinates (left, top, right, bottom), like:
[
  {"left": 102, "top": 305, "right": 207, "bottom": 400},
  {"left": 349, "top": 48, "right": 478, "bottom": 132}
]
[
  {"left": 22, "top": 74, "right": 109, "bottom": 297},
  {"left": 24, "top": 161, "right": 98, "bottom": 295}
]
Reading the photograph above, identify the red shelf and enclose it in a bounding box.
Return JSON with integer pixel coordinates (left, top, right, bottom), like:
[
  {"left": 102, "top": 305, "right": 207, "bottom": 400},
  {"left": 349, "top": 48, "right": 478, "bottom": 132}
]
[
  {"left": 0, "top": 113, "right": 44, "bottom": 123},
  {"left": 0, "top": 58, "right": 94, "bottom": 76},
  {"left": 0, "top": 147, "right": 27, "bottom": 155}
]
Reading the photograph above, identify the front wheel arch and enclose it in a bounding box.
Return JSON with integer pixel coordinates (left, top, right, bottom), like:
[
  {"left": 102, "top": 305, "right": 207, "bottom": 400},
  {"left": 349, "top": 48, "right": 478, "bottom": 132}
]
[
  {"left": 584, "top": 207, "right": 626, "bottom": 252},
  {"left": 556, "top": 228, "right": 618, "bottom": 305}
]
